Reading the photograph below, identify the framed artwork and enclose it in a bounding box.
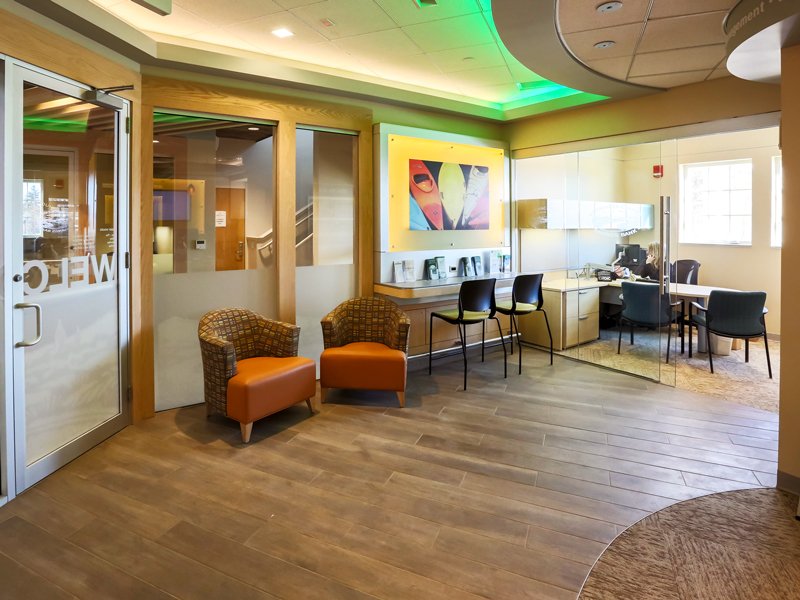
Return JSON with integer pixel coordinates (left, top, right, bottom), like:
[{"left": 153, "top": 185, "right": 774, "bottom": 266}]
[{"left": 409, "top": 160, "right": 490, "bottom": 231}]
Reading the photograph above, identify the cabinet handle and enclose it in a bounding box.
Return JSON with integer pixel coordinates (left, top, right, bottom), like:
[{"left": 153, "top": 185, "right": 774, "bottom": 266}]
[
  {"left": 578, "top": 316, "right": 589, "bottom": 321},
  {"left": 578, "top": 291, "right": 589, "bottom": 295}
]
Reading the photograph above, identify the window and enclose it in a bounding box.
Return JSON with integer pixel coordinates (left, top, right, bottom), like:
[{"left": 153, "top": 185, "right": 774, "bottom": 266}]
[
  {"left": 679, "top": 159, "right": 752, "bottom": 245},
  {"left": 771, "top": 156, "right": 782, "bottom": 247}
]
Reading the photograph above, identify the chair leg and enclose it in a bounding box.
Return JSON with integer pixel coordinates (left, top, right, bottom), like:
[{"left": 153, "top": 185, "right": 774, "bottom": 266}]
[
  {"left": 745, "top": 338, "right": 750, "bottom": 363},
  {"left": 688, "top": 322, "right": 693, "bottom": 358},
  {"left": 493, "top": 316, "right": 507, "bottom": 379},
  {"left": 666, "top": 322, "right": 672, "bottom": 364},
  {"left": 707, "top": 326, "right": 714, "bottom": 374},
  {"left": 542, "top": 310, "right": 553, "bottom": 366},
  {"left": 507, "top": 315, "right": 514, "bottom": 355},
  {"left": 240, "top": 422, "right": 253, "bottom": 443},
  {"left": 320, "top": 387, "right": 328, "bottom": 404},
  {"left": 305, "top": 398, "right": 316, "bottom": 414},
  {"left": 428, "top": 315, "right": 434, "bottom": 375},
  {"left": 630, "top": 323, "right": 634, "bottom": 345},
  {"left": 396, "top": 391, "right": 405, "bottom": 408},
  {"left": 206, "top": 402, "right": 213, "bottom": 418},
  {"left": 481, "top": 321, "right": 486, "bottom": 362},
  {"left": 618, "top": 319, "right": 623, "bottom": 354},
  {"left": 458, "top": 322, "right": 468, "bottom": 390},
  {"left": 763, "top": 332, "right": 773, "bottom": 379},
  {"left": 512, "top": 313, "right": 522, "bottom": 375}
]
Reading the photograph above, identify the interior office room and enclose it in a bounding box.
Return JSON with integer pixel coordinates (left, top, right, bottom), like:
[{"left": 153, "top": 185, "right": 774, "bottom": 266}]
[{"left": 0, "top": 0, "right": 799, "bottom": 598}]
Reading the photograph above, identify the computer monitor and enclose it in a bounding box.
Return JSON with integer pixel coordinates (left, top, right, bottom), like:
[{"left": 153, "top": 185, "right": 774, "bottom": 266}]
[{"left": 614, "top": 243, "right": 641, "bottom": 266}]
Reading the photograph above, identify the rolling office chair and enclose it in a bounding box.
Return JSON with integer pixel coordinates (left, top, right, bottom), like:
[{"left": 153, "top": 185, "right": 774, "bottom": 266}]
[
  {"left": 495, "top": 273, "right": 553, "bottom": 374},
  {"left": 429, "top": 278, "right": 506, "bottom": 390},
  {"left": 688, "top": 290, "right": 772, "bottom": 378},
  {"left": 618, "top": 281, "right": 682, "bottom": 363}
]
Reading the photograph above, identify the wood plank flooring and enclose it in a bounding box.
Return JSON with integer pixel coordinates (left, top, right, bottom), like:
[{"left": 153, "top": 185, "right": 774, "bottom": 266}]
[{"left": 0, "top": 348, "right": 778, "bottom": 599}]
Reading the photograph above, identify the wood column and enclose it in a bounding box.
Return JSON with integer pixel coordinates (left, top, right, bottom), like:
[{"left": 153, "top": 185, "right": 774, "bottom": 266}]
[{"left": 276, "top": 120, "right": 297, "bottom": 324}]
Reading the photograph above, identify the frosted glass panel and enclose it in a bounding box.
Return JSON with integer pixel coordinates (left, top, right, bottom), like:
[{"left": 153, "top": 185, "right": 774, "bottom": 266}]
[{"left": 151, "top": 113, "right": 277, "bottom": 411}]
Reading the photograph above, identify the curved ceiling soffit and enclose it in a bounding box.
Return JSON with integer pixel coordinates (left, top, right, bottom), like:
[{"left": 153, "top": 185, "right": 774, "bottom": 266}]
[
  {"left": 724, "top": 0, "right": 800, "bottom": 84},
  {"left": 493, "top": 0, "right": 662, "bottom": 101}
]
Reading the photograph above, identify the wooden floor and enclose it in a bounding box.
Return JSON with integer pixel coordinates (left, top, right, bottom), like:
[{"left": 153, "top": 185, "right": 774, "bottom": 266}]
[{"left": 0, "top": 348, "right": 779, "bottom": 600}]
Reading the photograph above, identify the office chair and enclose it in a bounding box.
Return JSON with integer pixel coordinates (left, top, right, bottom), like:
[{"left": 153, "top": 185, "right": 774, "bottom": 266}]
[
  {"left": 429, "top": 278, "right": 506, "bottom": 390},
  {"left": 670, "top": 259, "right": 701, "bottom": 285},
  {"left": 618, "top": 281, "right": 682, "bottom": 363},
  {"left": 688, "top": 290, "right": 772, "bottom": 378},
  {"left": 496, "top": 273, "right": 552, "bottom": 373}
]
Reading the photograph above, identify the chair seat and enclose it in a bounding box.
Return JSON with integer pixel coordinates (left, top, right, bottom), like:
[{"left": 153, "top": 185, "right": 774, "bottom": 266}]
[
  {"left": 691, "top": 313, "right": 763, "bottom": 337},
  {"left": 321, "top": 341, "right": 407, "bottom": 391},
  {"left": 495, "top": 300, "right": 536, "bottom": 315},
  {"left": 227, "top": 356, "right": 316, "bottom": 424},
  {"left": 431, "top": 308, "right": 490, "bottom": 324}
]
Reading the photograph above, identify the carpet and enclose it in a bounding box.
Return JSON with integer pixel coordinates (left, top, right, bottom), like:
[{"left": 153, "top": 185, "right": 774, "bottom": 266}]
[
  {"left": 557, "top": 327, "right": 779, "bottom": 413},
  {"left": 579, "top": 488, "right": 800, "bottom": 600}
]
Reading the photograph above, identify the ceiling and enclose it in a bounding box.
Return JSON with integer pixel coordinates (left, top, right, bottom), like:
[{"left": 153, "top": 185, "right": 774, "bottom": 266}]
[{"left": 15, "top": 0, "right": 742, "bottom": 121}]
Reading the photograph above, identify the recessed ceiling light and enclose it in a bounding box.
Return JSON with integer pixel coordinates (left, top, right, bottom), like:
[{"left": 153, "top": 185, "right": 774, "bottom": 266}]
[
  {"left": 272, "top": 28, "right": 294, "bottom": 38},
  {"left": 320, "top": 18, "right": 335, "bottom": 27},
  {"left": 596, "top": 1, "right": 623, "bottom": 13},
  {"left": 593, "top": 40, "right": 616, "bottom": 49},
  {"left": 153, "top": 139, "right": 159, "bottom": 143},
  {"left": 248, "top": 127, "right": 259, "bottom": 131}
]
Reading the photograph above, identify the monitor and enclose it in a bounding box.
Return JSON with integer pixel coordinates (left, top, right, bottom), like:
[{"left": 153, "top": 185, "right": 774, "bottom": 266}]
[{"left": 614, "top": 243, "right": 641, "bottom": 266}]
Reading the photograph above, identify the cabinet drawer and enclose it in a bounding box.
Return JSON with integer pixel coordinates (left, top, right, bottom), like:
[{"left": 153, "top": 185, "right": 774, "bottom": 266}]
[
  {"left": 565, "top": 288, "right": 599, "bottom": 318},
  {"left": 564, "top": 312, "right": 599, "bottom": 348}
]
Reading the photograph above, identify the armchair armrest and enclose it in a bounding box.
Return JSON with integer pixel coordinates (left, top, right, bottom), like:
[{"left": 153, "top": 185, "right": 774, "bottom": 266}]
[
  {"left": 691, "top": 301, "right": 707, "bottom": 313},
  {"left": 384, "top": 308, "right": 411, "bottom": 353},
  {"left": 321, "top": 310, "right": 344, "bottom": 349},
  {"left": 199, "top": 334, "right": 237, "bottom": 380},
  {"left": 258, "top": 318, "right": 300, "bottom": 357}
]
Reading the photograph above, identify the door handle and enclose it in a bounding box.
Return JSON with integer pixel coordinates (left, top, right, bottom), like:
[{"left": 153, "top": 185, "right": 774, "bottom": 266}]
[{"left": 15, "top": 302, "right": 43, "bottom": 348}]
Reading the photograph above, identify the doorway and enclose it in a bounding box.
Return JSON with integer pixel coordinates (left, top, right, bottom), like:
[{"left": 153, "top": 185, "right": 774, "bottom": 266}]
[{"left": 3, "top": 61, "right": 130, "bottom": 496}]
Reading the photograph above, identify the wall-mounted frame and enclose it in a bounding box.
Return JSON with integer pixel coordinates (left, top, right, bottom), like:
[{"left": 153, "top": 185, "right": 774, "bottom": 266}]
[{"left": 375, "top": 124, "right": 509, "bottom": 253}]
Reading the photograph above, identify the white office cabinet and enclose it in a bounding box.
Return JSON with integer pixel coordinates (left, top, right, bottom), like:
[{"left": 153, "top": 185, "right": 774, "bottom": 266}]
[{"left": 520, "top": 287, "right": 599, "bottom": 350}]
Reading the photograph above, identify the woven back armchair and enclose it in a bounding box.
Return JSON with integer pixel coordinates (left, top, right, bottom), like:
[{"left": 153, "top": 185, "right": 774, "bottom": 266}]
[
  {"left": 198, "top": 308, "right": 316, "bottom": 442},
  {"left": 320, "top": 297, "right": 411, "bottom": 407},
  {"left": 321, "top": 296, "right": 410, "bottom": 352}
]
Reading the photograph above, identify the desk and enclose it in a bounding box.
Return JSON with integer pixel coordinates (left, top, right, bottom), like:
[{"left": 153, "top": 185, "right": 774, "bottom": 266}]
[{"left": 374, "top": 272, "right": 516, "bottom": 301}]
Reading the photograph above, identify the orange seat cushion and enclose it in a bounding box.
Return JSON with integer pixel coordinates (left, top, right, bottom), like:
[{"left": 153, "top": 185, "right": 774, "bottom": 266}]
[
  {"left": 226, "top": 356, "right": 316, "bottom": 424},
  {"left": 320, "top": 342, "right": 406, "bottom": 392}
]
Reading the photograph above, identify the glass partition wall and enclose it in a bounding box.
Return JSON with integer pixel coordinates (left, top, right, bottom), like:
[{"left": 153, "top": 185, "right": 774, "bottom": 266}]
[
  {"left": 515, "top": 141, "right": 679, "bottom": 384},
  {"left": 152, "top": 112, "right": 277, "bottom": 410}
]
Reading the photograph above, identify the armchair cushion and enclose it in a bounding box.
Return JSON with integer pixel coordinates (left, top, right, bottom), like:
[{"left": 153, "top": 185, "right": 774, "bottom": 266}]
[
  {"left": 227, "top": 356, "right": 316, "bottom": 424},
  {"left": 320, "top": 342, "right": 406, "bottom": 392}
]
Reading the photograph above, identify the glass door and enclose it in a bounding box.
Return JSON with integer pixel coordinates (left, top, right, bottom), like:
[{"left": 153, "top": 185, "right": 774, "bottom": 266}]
[{"left": 7, "top": 64, "right": 130, "bottom": 491}]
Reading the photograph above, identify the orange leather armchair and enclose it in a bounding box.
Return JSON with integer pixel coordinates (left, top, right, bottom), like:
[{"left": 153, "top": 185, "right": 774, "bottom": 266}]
[
  {"left": 199, "top": 308, "right": 316, "bottom": 443},
  {"left": 320, "top": 297, "right": 410, "bottom": 407}
]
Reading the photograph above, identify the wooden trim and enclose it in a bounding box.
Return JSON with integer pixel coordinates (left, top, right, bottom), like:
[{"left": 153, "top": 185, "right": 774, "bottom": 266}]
[
  {"left": 132, "top": 104, "right": 155, "bottom": 422},
  {"left": 276, "top": 119, "right": 297, "bottom": 324},
  {"left": 358, "top": 128, "right": 373, "bottom": 296}
]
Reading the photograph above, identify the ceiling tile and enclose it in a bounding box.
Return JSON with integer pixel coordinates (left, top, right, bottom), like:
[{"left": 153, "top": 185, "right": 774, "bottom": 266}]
[
  {"left": 105, "top": 3, "right": 214, "bottom": 36},
  {"left": 630, "top": 44, "right": 726, "bottom": 77},
  {"left": 374, "top": 0, "right": 480, "bottom": 27},
  {"left": 453, "top": 65, "right": 514, "bottom": 87},
  {"left": 356, "top": 51, "right": 442, "bottom": 82},
  {"left": 402, "top": 13, "right": 494, "bottom": 53},
  {"left": 291, "top": 0, "right": 396, "bottom": 40},
  {"left": 585, "top": 56, "right": 633, "bottom": 81},
  {"left": 558, "top": 0, "right": 649, "bottom": 34},
  {"left": 175, "top": 0, "right": 284, "bottom": 27},
  {"left": 708, "top": 66, "right": 731, "bottom": 80},
  {"left": 426, "top": 43, "right": 505, "bottom": 73},
  {"left": 232, "top": 12, "right": 328, "bottom": 51},
  {"left": 650, "top": 0, "right": 738, "bottom": 20},
  {"left": 457, "top": 81, "right": 520, "bottom": 103},
  {"left": 562, "top": 22, "right": 643, "bottom": 61},
  {"left": 638, "top": 12, "right": 727, "bottom": 53},
  {"left": 273, "top": 0, "right": 326, "bottom": 8},
  {"left": 628, "top": 70, "right": 712, "bottom": 88},
  {"left": 333, "top": 28, "right": 422, "bottom": 57}
]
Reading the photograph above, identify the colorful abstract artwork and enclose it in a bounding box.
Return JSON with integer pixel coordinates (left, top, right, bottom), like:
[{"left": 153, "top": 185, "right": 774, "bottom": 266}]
[{"left": 409, "top": 159, "right": 490, "bottom": 230}]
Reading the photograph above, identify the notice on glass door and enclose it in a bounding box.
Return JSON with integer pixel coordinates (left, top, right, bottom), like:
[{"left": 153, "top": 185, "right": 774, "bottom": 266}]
[{"left": 215, "top": 211, "right": 227, "bottom": 227}]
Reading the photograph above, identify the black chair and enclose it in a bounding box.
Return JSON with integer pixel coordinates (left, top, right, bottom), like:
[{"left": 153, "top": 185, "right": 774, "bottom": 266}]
[
  {"left": 688, "top": 290, "right": 772, "bottom": 378},
  {"left": 429, "top": 278, "right": 506, "bottom": 390},
  {"left": 670, "top": 259, "right": 701, "bottom": 285},
  {"left": 618, "top": 281, "right": 682, "bottom": 363},
  {"left": 496, "top": 273, "right": 553, "bottom": 373}
]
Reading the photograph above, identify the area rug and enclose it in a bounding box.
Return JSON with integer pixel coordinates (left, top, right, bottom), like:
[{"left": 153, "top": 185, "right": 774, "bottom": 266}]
[
  {"left": 579, "top": 488, "right": 800, "bottom": 600},
  {"left": 559, "top": 328, "right": 780, "bottom": 413}
]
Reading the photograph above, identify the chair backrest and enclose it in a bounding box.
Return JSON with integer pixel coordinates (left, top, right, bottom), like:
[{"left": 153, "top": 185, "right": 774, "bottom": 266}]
[
  {"left": 621, "top": 281, "right": 673, "bottom": 326},
  {"left": 670, "top": 259, "right": 701, "bottom": 284},
  {"left": 512, "top": 273, "right": 544, "bottom": 310},
  {"left": 325, "top": 296, "right": 404, "bottom": 345},
  {"left": 199, "top": 307, "right": 264, "bottom": 361},
  {"left": 458, "top": 278, "right": 496, "bottom": 316},
  {"left": 706, "top": 290, "right": 767, "bottom": 337}
]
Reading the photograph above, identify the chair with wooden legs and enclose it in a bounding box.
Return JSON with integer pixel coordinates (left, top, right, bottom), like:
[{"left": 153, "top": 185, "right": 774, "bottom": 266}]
[
  {"left": 429, "top": 278, "right": 506, "bottom": 390},
  {"left": 495, "top": 273, "right": 553, "bottom": 374}
]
